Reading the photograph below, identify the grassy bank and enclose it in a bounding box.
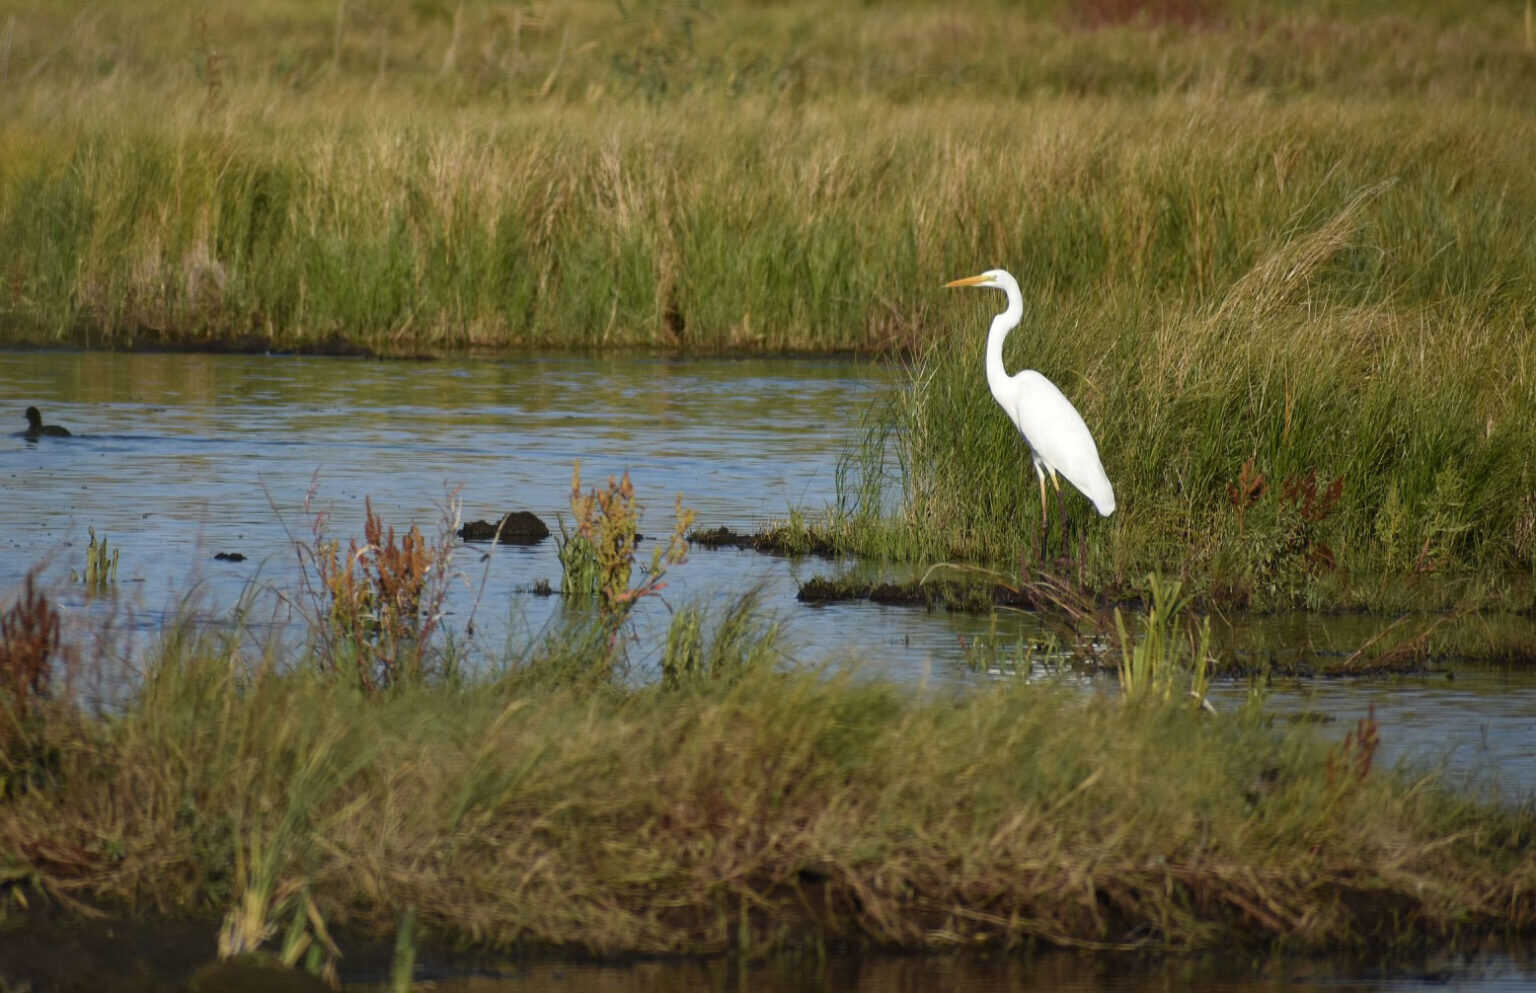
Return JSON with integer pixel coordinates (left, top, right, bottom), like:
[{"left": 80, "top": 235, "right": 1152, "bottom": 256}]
[
  {"left": 0, "top": 1, "right": 1531, "bottom": 355},
  {"left": 3, "top": 596, "right": 1535, "bottom": 963},
  {"left": 4, "top": 0, "right": 1534, "bottom": 605}
]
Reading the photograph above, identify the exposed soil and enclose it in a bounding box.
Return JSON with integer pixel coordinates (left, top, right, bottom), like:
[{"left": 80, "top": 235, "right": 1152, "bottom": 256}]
[
  {"left": 458, "top": 511, "right": 551, "bottom": 545},
  {"left": 689, "top": 525, "right": 842, "bottom": 558}
]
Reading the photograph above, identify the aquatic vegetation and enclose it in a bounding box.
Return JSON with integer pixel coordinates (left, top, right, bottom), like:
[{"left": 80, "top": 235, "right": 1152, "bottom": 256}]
[
  {"left": 660, "top": 589, "right": 779, "bottom": 690},
  {"left": 70, "top": 528, "right": 118, "bottom": 593},
  {"left": 558, "top": 462, "right": 693, "bottom": 622},
  {"left": 1114, "top": 574, "right": 1213, "bottom": 711},
  {"left": 300, "top": 497, "right": 455, "bottom": 693}
]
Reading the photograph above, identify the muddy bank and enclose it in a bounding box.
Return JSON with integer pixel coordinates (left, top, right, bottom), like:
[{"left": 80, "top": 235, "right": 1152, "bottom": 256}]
[{"left": 689, "top": 525, "right": 842, "bottom": 558}]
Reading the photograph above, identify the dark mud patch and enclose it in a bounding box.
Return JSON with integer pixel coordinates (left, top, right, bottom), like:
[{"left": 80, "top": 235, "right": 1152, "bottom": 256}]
[
  {"left": 459, "top": 511, "right": 550, "bottom": 545},
  {"left": 797, "top": 575, "right": 1536, "bottom": 677},
  {"left": 0, "top": 906, "right": 434, "bottom": 992},
  {"left": 797, "top": 576, "right": 1059, "bottom": 613},
  {"left": 690, "top": 525, "right": 841, "bottom": 558},
  {"left": 0, "top": 909, "right": 335, "bottom": 993}
]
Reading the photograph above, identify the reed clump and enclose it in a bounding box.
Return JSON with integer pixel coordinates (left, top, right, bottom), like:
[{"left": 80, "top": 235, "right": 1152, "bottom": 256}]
[
  {"left": 70, "top": 528, "right": 118, "bottom": 593},
  {"left": 1115, "top": 574, "right": 1213, "bottom": 710}
]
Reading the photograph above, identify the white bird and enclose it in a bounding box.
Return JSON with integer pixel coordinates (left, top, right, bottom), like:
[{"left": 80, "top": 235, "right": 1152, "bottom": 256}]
[{"left": 944, "top": 268, "right": 1114, "bottom": 560}]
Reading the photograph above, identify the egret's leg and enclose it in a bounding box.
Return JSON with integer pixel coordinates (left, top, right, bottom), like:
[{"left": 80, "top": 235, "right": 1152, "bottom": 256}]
[
  {"left": 1051, "top": 470, "right": 1068, "bottom": 562},
  {"left": 1035, "top": 464, "right": 1049, "bottom": 563}
]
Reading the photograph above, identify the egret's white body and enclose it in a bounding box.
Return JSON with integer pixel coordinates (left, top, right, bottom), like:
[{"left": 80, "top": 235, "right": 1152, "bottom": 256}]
[{"left": 945, "top": 268, "right": 1114, "bottom": 552}]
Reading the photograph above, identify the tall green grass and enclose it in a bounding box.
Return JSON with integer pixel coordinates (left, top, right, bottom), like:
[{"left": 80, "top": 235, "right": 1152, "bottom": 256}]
[
  {"left": 820, "top": 100, "right": 1536, "bottom": 604},
  {"left": 0, "top": 1, "right": 1532, "bottom": 354}
]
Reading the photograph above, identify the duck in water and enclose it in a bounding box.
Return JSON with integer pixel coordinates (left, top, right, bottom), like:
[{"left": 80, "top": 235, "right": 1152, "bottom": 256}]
[{"left": 22, "top": 407, "right": 71, "bottom": 439}]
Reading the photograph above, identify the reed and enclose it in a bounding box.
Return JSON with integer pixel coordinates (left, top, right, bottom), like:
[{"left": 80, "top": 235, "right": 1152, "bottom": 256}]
[{"left": 1114, "top": 574, "right": 1213, "bottom": 709}]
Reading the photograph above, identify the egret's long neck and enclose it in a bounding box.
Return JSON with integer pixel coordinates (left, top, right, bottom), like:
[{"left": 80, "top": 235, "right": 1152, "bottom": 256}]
[{"left": 984, "top": 283, "right": 1024, "bottom": 405}]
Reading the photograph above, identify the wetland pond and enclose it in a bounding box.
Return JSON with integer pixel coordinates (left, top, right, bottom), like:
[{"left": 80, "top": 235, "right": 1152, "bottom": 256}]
[{"left": 4, "top": 350, "right": 1536, "bottom": 991}]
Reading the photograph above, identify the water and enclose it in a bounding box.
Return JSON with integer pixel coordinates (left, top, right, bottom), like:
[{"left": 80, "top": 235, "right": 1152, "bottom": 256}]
[
  {"left": 412, "top": 951, "right": 1536, "bottom": 993},
  {"left": 1, "top": 351, "right": 1010, "bottom": 677},
  {"left": 4, "top": 351, "right": 1536, "bottom": 789},
  {"left": 5, "top": 350, "right": 1536, "bottom": 991}
]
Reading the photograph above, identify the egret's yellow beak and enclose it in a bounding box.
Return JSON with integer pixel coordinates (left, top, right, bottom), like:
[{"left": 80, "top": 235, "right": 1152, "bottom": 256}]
[{"left": 944, "top": 273, "right": 991, "bottom": 288}]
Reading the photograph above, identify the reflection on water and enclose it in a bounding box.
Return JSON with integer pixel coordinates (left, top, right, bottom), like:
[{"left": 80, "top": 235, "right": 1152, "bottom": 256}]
[
  {"left": 3, "top": 350, "right": 1536, "bottom": 800},
  {"left": 401, "top": 948, "right": 1536, "bottom": 993}
]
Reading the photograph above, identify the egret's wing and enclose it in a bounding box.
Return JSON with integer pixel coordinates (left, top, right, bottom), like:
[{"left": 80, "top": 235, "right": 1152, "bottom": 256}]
[{"left": 1004, "top": 371, "right": 1116, "bottom": 516}]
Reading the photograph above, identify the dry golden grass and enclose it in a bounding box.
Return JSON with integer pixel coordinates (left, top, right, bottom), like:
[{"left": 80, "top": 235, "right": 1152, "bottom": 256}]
[{"left": 3, "top": 624, "right": 1533, "bottom": 957}]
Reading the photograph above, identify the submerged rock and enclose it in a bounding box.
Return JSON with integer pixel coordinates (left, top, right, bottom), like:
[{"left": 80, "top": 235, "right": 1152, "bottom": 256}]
[
  {"left": 458, "top": 511, "right": 550, "bottom": 545},
  {"left": 188, "top": 957, "right": 331, "bottom": 993}
]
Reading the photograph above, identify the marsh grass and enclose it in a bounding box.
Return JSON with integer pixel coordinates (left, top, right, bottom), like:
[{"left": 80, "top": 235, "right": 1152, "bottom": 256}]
[
  {"left": 1115, "top": 574, "right": 1214, "bottom": 710},
  {"left": 1, "top": 2, "right": 1532, "bottom": 354},
  {"left": 3, "top": 597, "right": 1534, "bottom": 958},
  {"left": 827, "top": 145, "right": 1536, "bottom": 606},
  {"left": 3, "top": 0, "right": 1534, "bottom": 603}
]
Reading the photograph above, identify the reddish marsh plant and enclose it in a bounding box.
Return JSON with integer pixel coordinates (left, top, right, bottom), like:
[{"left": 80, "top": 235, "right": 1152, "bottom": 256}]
[{"left": 303, "top": 497, "right": 455, "bottom": 694}]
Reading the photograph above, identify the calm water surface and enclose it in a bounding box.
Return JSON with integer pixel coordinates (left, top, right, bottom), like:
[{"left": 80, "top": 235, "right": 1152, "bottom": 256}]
[
  {"left": 4, "top": 351, "right": 1534, "bottom": 800},
  {"left": 5, "top": 351, "right": 1536, "bottom": 991},
  {"left": 1, "top": 352, "right": 1533, "bottom": 755},
  {"left": 403, "top": 950, "right": 1536, "bottom": 993}
]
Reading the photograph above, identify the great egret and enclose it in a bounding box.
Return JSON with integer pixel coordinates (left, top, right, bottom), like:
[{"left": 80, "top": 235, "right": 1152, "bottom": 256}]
[
  {"left": 944, "top": 269, "right": 1113, "bottom": 559},
  {"left": 22, "top": 406, "right": 71, "bottom": 440}
]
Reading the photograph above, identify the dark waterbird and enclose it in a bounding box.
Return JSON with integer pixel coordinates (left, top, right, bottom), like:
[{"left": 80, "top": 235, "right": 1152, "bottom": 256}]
[{"left": 21, "top": 407, "right": 71, "bottom": 440}]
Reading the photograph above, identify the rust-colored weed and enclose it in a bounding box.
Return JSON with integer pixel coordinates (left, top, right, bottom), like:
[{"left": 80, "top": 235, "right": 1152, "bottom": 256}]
[
  {"left": 1227, "top": 456, "right": 1267, "bottom": 535},
  {"left": 313, "top": 498, "right": 438, "bottom": 693},
  {"left": 1282, "top": 470, "right": 1344, "bottom": 524},
  {"left": 1326, "top": 704, "right": 1379, "bottom": 788},
  {"left": 1280, "top": 469, "right": 1345, "bottom": 574},
  {"left": 0, "top": 576, "right": 58, "bottom": 725}
]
